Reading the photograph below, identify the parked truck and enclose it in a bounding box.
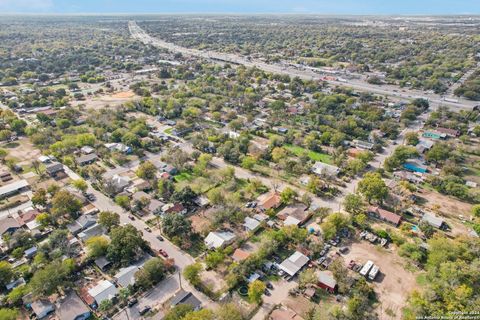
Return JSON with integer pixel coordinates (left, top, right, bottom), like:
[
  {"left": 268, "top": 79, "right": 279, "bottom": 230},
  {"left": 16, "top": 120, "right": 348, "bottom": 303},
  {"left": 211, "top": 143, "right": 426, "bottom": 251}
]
[
  {"left": 368, "top": 265, "right": 380, "bottom": 280},
  {"left": 359, "top": 260, "right": 374, "bottom": 277}
]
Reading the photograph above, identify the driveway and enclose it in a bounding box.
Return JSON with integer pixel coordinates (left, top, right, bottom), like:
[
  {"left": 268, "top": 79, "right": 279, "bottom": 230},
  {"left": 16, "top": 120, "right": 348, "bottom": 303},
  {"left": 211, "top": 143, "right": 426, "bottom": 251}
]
[{"left": 251, "top": 279, "right": 298, "bottom": 320}]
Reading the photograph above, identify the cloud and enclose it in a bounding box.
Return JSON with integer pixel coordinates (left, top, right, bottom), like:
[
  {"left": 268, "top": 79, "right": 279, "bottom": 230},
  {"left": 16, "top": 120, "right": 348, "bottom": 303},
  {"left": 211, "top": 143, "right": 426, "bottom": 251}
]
[{"left": 0, "top": 0, "right": 54, "bottom": 12}]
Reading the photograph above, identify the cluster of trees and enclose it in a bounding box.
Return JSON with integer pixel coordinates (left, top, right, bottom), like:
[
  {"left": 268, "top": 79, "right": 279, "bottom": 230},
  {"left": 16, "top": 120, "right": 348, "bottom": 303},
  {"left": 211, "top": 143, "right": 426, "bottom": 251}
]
[
  {"left": 403, "top": 236, "right": 480, "bottom": 319},
  {"left": 454, "top": 69, "right": 480, "bottom": 100},
  {"left": 164, "top": 303, "right": 244, "bottom": 320}
]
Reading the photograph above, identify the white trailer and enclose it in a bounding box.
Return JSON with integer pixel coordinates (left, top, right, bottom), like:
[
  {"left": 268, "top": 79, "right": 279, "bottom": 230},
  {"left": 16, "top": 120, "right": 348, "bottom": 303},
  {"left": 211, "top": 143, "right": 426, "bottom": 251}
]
[
  {"left": 368, "top": 265, "right": 380, "bottom": 280},
  {"left": 359, "top": 260, "right": 374, "bottom": 277}
]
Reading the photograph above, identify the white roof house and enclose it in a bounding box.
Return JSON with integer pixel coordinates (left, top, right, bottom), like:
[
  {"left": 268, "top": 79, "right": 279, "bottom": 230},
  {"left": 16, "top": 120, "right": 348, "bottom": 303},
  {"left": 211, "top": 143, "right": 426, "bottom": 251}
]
[
  {"left": 88, "top": 280, "right": 118, "bottom": 305},
  {"left": 0, "top": 179, "right": 29, "bottom": 199},
  {"left": 312, "top": 162, "right": 340, "bottom": 177},
  {"left": 422, "top": 213, "right": 445, "bottom": 229},
  {"left": 279, "top": 251, "right": 310, "bottom": 277},
  {"left": 114, "top": 266, "right": 139, "bottom": 288},
  {"left": 204, "top": 231, "right": 236, "bottom": 249},
  {"left": 284, "top": 215, "right": 301, "bottom": 226},
  {"left": 243, "top": 217, "right": 260, "bottom": 232}
]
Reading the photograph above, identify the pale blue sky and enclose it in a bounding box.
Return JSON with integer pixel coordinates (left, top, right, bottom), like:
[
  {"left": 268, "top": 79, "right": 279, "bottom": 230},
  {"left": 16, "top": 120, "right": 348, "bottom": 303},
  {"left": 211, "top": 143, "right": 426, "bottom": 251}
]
[{"left": 0, "top": 0, "right": 479, "bottom": 14}]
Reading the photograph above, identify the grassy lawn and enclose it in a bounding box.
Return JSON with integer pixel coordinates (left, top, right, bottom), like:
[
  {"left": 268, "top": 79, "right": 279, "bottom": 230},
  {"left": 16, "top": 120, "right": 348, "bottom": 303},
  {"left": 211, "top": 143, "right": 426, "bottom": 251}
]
[
  {"left": 285, "top": 144, "right": 333, "bottom": 164},
  {"left": 174, "top": 171, "right": 193, "bottom": 182},
  {"left": 164, "top": 127, "right": 173, "bottom": 135}
]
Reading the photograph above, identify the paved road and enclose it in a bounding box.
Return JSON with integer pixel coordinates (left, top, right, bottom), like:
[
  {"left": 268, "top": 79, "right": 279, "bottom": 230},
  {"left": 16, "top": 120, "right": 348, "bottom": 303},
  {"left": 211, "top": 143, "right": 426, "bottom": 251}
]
[{"left": 128, "top": 21, "right": 478, "bottom": 112}]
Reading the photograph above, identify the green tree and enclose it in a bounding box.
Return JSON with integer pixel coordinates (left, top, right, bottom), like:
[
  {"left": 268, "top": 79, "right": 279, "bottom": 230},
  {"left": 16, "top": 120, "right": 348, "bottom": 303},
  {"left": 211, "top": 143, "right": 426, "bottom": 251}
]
[
  {"left": 162, "top": 213, "right": 192, "bottom": 238},
  {"left": 183, "top": 263, "right": 202, "bottom": 286},
  {"left": 107, "top": 225, "right": 145, "bottom": 266},
  {"left": 248, "top": 280, "right": 266, "bottom": 304},
  {"left": 51, "top": 190, "right": 82, "bottom": 219},
  {"left": 72, "top": 179, "right": 88, "bottom": 193},
  {"left": 135, "top": 257, "right": 166, "bottom": 289},
  {"left": 405, "top": 132, "right": 419, "bottom": 145},
  {"left": 280, "top": 187, "right": 298, "bottom": 204},
  {"left": 164, "top": 304, "right": 194, "bottom": 320},
  {"left": 136, "top": 161, "right": 157, "bottom": 180},
  {"left": 471, "top": 205, "right": 480, "bottom": 218},
  {"left": 0, "top": 308, "right": 19, "bottom": 320},
  {"left": 343, "top": 193, "right": 364, "bottom": 214},
  {"left": 215, "top": 303, "right": 244, "bottom": 320},
  {"left": 98, "top": 211, "right": 120, "bottom": 231},
  {"left": 32, "top": 188, "right": 47, "bottom": 207},
  {"left": 85, "top": 236, "right": 110, "bottom": 258},
  {"left": 358, "top": 172, "right": 388, "bottom": 204},
  {"left": 0, "top": 261, "right": 13, "bottom": 288},
  {"left": 241, "top": 156, "right": 257, "bottom": 170},
  {"left": 115, "top": 195, "right": 130, "bottom": 209},
  {"left": 29, "top": 260, "right": 74, "bottom": 297},
  {"left": 321, "top": 212, "right": 350, "bottom": 240}
]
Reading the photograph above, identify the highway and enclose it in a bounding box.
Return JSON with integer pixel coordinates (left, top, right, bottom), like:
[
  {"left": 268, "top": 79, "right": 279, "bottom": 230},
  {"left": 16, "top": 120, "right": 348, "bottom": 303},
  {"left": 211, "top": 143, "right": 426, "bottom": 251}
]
[{"left": 128, "top": 21, "right": 478, "bottom": 112}]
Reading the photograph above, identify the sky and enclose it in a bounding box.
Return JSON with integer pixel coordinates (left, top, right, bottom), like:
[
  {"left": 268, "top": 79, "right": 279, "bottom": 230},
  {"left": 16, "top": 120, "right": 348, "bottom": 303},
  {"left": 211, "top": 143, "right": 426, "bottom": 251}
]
[{"left": 0, "top": 0, "right": 479, "bottom": 15}]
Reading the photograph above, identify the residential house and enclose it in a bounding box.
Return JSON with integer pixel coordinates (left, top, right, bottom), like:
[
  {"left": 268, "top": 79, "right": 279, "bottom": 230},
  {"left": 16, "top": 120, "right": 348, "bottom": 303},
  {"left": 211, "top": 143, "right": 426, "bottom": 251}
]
[
  {"left": 94, "top": 256, "right": 112, "bottom": 271},
  {"left": 279, "top": 251, "right": 310, "bottom": 277},
  {"left": 312, "top": 161, "right": 340, "bottom": 177},
  {"left": 204, "top": 231, "right": 236, "bottom": 249},
  {"left": 24, "top": 246, "right": 38, "bottom": 259},
  {"left": 393, "top": 171, "right": 424, "bottom": 184},
  {"left": 258, "top": 192, "right": 281, "bottom": 211},
  {"left": 104, "top": 143, "right": 132, "bottom": 154},
  {"left": 45, "top": 162, "right": 65, "bottom": 178},
  {"left": 75, "top": 153, "right": 98, "bottom": 166},
  {"left": 270, "top": 306, "right": 304, "bottom": 320},
  {"left": 31, "top": 299, "right": 55, "bottom": 319},
  {"left": 353, "top": 139, "right": 374, "bottom": 150},
  {"left": 146, "top": 199, "right": 165, "bottom": 215},
  {"left": 232, "top": 248, "right": 251, "bottom": 262},
  {"left": 243, "top": 217, "right": 261, "bottom": 232},
  {"left": 0, "top": 179, "right": 29, "bottom": 199},
  {"left": 422, "top": 213, "right": 446, "bottom": 230},
  {"left": 114, "top": 265, "right": 139, "bottom": 288},
  {"left": 105, "top": 174, "right": 131, "bottom": 194},
  {"left": 0, "top": 216, "right": 21, "bottom": 236},
  {"left": 78, "top": 224, "right": 105, "bottom": 242},
  {"left": 367, "top": 206, "right": 401, "bottom": 226},
  {"left": 80, "top": 146, "right": 95, "bottom": 154},
  {"left": 67, "top": 215, "right": 97, "bottom": 235},
  {"left": 88, "top": 280, "right": 118, "bottom": 306},
  {"left": 276, "top": 204, "right": 310, "bottom": 226},
  {"left": 56, "top": 291, "right": 91, "bottom": 320},
  {"left": 162, "top": 202, "right": 186, "bottom": 215},
  {"left": 416, "top": 139, "right": 434, "bottom": 154},
  {"left": 436, "top": 127, "right": 460, "bottom": 137},
  {"left": 152, "top": 160, "right": 177, "bottom": 175},
  {"left": 317, "top": 270, "right": 337, "bottom": 293},
  {"left": 171, "top": 290, "right": 202, "bottom": 311}
]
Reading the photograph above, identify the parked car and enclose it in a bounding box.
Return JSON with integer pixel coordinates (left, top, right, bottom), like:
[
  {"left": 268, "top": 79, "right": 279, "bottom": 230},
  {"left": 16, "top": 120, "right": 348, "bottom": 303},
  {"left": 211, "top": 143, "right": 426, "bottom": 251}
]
[
  {"left": 266, "top": 282, "right": 273, "bottom": 289},
  {"left": 144, "top": 227, "right": 152, "bottom": 233},
  {"left": 158, "top": 249, "right": 168, "bottom": 258},
  {"left": 156, "top": 235, "right": 164, "bottom": 241},
  {"left": 127, "top": 298, "right": 138, "bottom": 307},
  {"left": 139, "top": 306, "right": 151, "bottom": 316},
  {"left": 128, "top": 215, "right": 135, "bottom": 221}
]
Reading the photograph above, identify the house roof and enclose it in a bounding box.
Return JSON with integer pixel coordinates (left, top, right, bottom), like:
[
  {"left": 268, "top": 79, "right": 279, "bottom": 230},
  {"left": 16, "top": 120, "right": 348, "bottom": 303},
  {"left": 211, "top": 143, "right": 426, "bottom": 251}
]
[
  {"left": 78, "top": 224, "right": 105, "bottom": 242},
  {"left": 94, "top": 256, "right": 111, "bottom": 270},
  {"left": 284, "top": 216, "right": 302, "bottom": 226},
  {"left": 270, "top": 307, "right": 304, "bottom": 320},
  {"left": 317, "top": 270, "right": 337, "bottom": 289},
  {"left": 114, "top": 265, "right": 139, "bottom": 288},
  {"left": 279, "top": 251, "right": 309, "bottom": 277},
  {"left": 171, "top": 290, "right": 201, "bottom": 310},
  {"left": 243, "top": 217, "right": 261, "bottom": 231},
  {"left": 0, "top": 216, "right": 21, "bottom": 235},
  {"left": 88, "top": 280, "right": 118, "bottom": 305},
  {"left": 0, "top": 179, "right": 29, "bottom": 198},
  {"left": 312, "top": 161, "right": 339, "bottom": 176},
  {"left": 148, "top": 199, "right": 165, "bottom": 213},
  {"left": 56, "top": 291, "right": 90, "bottom": 320},
  {"left": 259, "top": 193, "right": 281, "bottom": 210},
  {"left": 277, "top": 204, "right": 309, "bottom": 223},
  {"left": 422, "top": 213, "right": 444, "bottom": 229},
  {"left": 232, "top": 248, "right": 251, "bottom": 262},
  {"left": 132, "top": 191, "right": 149, "bottom": 201},
  {"left": 31, "top": 299, "right": 54, "bottom": 318},
  {"left": 75, "top": 153, "right": 97, "bottom": 164},
  {"left": 204, "top": 231, "right": 236, "bottom": 249},
  {"left": 45, "top": 162, "right": 64, "bottom": 174},
  {"left": 368, "top": 206, "right": 402, "bottom": 225}
]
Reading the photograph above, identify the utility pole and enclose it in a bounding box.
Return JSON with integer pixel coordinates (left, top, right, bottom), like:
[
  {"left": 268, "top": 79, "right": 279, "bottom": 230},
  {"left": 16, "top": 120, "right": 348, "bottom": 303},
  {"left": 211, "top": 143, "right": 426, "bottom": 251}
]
[{"left": 178, "top": 270, "right": 183, "bottom": 290}]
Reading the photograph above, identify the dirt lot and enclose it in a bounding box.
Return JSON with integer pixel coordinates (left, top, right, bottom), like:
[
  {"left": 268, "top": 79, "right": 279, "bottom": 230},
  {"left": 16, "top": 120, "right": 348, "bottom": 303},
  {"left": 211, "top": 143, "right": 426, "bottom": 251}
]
[
  {"left": 419, "top": 189, "right": 473, "bottom": 218},
  {"left": 72, "top": 90, "right": 138, "bottom": 110},
  {"left": 342, "top": 241, "right": 419, "bottom": 320},
  {"left": 2, "top": 138, "right": 41, "bottom": 167},
  {"left": 201, "top": 269, "right": 227, "bottom": 293}
]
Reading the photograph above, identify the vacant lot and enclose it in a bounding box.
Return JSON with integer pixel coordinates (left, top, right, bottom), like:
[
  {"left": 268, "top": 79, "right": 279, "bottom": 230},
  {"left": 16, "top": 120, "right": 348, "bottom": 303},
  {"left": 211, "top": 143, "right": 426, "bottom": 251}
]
[
  {"left": 343, "top": 241, "right": 419, "bottom": 320},
  {"left": 285, "top": 144, "right": 333, "bottom": 164}
]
